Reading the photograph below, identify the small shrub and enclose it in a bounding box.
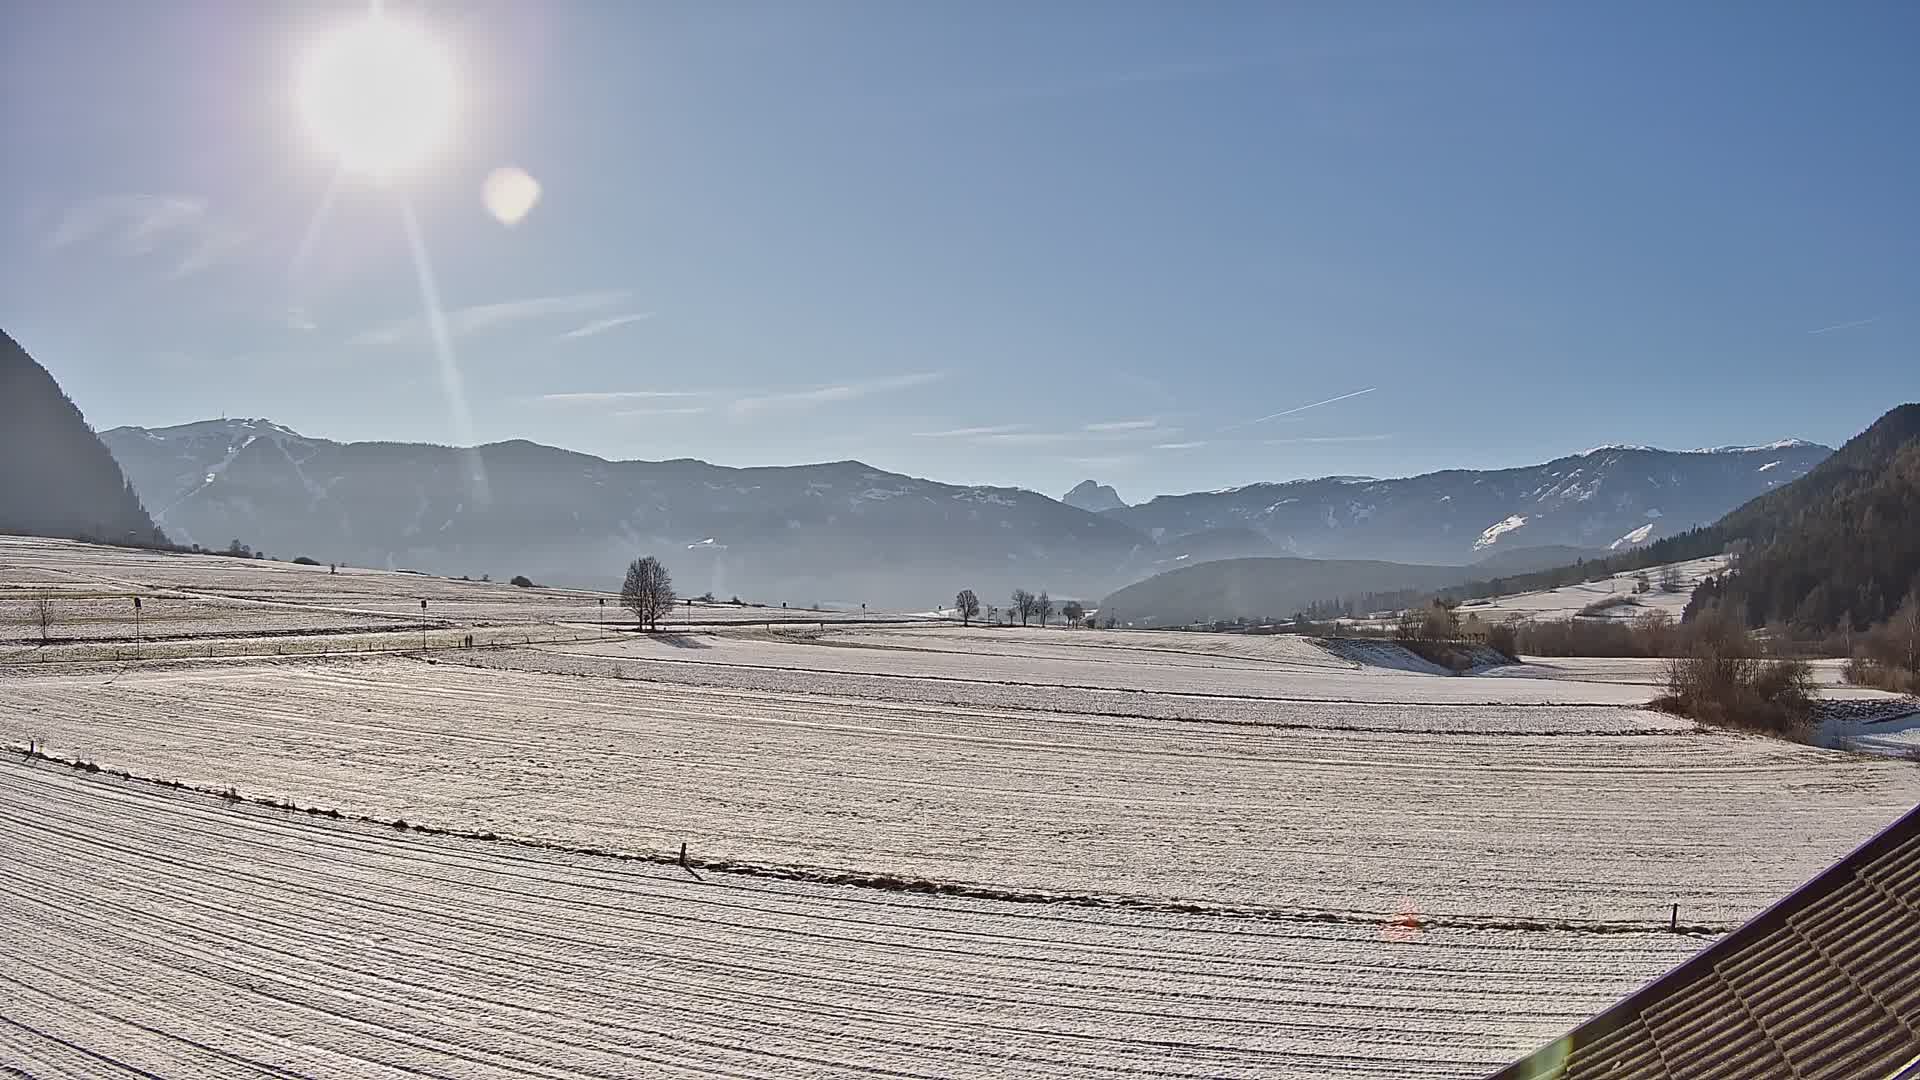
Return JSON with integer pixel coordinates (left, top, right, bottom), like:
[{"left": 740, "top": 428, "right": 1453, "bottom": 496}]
[
  {"left": 291, "top": 556, "right": 320, "bottom": 566},
  {"left": 510, "top": 575, "right": 534, "bottom": 588},
  {"left": 1579, "top": 595, "right": 1640, "bottom": 617}
]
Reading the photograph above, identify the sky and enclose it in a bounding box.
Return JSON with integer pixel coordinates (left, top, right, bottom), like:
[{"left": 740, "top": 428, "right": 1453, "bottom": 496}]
[{"left": 3, "top": 1, "right": 1916, "bottom": 503}]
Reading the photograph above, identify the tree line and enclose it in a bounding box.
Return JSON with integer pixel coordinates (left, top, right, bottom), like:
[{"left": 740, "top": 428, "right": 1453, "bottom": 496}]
[{"left": 952, "top": 588, "right": 1086, "bottom": 628}]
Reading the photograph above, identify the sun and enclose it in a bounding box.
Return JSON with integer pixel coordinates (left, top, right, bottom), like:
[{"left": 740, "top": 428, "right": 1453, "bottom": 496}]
[{"left": 298, "top": 15, "right": 456, "bottom": 176}]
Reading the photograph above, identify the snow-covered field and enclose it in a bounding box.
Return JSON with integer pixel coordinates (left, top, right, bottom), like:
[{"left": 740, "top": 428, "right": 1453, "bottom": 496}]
[
  {"left": 9, "top": 648, "right": 1919, "bottom": 926},
  {"left": 0, "top": 535, "right": 932, "bottom": 637},
  {"left": 546, "top": 631, "right": 1657, "bottom": 705},
  {"left": 4, "top": 538, "right": 1920, "bottom": 1078},
  {"left": 1453, "top": 555, "right": 1729, "bottom": 623},
  {"left": 0, "top": 760, "right": 1703, "bottom": 1079}
]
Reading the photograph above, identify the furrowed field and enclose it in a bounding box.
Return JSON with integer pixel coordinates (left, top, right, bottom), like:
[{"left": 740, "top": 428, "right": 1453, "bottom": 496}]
[{"left": 4, "top": 535, "right": 1918, "bottom": 1078}]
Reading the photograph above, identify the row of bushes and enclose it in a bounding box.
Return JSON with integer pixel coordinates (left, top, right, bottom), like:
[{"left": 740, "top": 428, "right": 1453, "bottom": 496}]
[
  {"left": 1651, "top": 611, "right": 1817, "bottom": 735},
  {"left": 1506, "top": 611, "right": 1682, "bottom": 658},
  {"left": 1843, "top": 657, "right": 1919, "bottom": 695}
]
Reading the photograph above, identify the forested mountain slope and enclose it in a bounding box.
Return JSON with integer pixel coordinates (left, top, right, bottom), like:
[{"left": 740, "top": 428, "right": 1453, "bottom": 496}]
[
  {"left": 0, "top": 329, "right": 164, "bottom": 546},
  {"left": 1687, "top": 404, "right": 1920, "bottom": 631}
]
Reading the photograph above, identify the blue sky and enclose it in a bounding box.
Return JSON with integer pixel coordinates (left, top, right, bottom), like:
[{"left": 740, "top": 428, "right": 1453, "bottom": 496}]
[{"left": 3, "top": 1, "right": 1915, "bottom": 501}]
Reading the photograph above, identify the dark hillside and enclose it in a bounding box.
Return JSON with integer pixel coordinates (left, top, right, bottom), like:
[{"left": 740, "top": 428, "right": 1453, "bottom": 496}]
[
  {"left": 1687, "top": 404, "right": 1920, "bottom": 630},
  {"left": 0, "top": 329, "right": 165, "bottom": 546}
]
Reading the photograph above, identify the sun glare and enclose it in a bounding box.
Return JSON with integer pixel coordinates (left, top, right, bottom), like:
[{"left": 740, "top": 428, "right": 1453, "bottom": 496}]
[{"left": 298, "top": 16, "right": 456, "bottom": 176}]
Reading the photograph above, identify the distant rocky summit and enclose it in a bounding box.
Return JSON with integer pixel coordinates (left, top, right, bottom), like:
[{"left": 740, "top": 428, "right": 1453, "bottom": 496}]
[{"left": 1062, "top": 480, "right": 1127, "bottom": 513}]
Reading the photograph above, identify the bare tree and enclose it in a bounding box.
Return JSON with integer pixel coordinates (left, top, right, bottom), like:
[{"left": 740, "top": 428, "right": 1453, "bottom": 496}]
[
  {"left": 985, "top": 604, "right": 1000, "bottom": 626},
  {"left": 621, "top": 556, "right": 675, "bottom": 631},
  {"left": 1395, "top": 600, "right": 1456, "bottom": 642},
  {"left": 1658, "top": 565, "right": 1685, "bottom": 594},
  {"left": 34, "top": 593, "right": 53, "bottom": 645},
  {"left": 1062, "top": 600, "right": 1085, "bottom": 628},
  {"left": 1035, "top": 591, "right": 1055, "bottom": 628},
  {"left": 954, "top": 589, "right": 980, "bottom": 626},
  {"left": 1010, "top": 588, "right": 1035, "bottom": 627},
  {"left": 1867, "top": 589, "right": 1920, "bottom": 676}
]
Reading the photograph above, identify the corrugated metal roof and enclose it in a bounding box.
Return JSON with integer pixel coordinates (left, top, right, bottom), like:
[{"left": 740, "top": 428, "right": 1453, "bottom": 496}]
[{"left": 1491, "top": 802, "right": 1920, "bottom": 1080}]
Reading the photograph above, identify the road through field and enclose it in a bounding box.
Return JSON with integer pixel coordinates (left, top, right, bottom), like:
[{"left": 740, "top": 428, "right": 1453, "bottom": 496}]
[{"left": 0, "top": 759, "right": 1701, "bottom": 1079}]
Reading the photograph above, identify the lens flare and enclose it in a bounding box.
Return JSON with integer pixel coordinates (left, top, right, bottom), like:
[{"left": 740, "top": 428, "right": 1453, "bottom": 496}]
[{"left": 483, "top": 167, "right": 542, "bottom": 226}]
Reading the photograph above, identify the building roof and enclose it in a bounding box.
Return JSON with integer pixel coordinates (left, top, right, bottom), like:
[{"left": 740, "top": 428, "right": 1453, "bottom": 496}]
[{"left": 1490, "top": 802, "right": 1920, "bottom": 1080}]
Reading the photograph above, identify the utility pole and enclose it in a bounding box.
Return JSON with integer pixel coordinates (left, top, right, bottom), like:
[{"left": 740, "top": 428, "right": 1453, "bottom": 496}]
[
  {"left": 419, "top": 598, "right": 428, "bottom": 653},
  {"left": 132, "top": 595, "right": 142, "bottom": 659}
]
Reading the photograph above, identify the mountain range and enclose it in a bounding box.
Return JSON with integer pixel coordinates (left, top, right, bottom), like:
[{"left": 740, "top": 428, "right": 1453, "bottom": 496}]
[
  {"left": 99, "top": 415, "right": 1832, "bottom": 608},
  {"left": 1102, "top": 440, "right": 1829, "bottom": 564},
  {"left": 100, "top": 419, "right": 1146, "bottom": 607}
]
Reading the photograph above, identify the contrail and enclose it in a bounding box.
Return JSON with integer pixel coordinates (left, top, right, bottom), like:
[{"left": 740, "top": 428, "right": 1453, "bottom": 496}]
[
  {"left": 1220, "top": 386, "right": 1376, "bottom": 432},
  {"left": 1806, "top": 315, "right": 1881, "bottom": 335}
]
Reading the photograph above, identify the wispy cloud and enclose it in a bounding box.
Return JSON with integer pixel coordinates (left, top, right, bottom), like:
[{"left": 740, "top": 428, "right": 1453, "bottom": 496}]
[
  {"left": 170, "top": 226, "right": 246, "bottom": 278},
  {"left": 1259, "top": 433, "right": 1394, "bottom": 445},
  {"left": 1219, "top": 386, "right": 1377, "bottom": 432},
  {"left": 961, "top": 57, "right": 1253, "bottom": 108},
  {"left": 978, "top": 431, "right": 1086, "bottom": 446},
  {"left": 351, "top": 289, "right": 629, "bottom": 346},
  {"left": 1066, "top": 453, "right": 1144, "bottom": 470},
  {"left": 613, "top": 406, "right": 709, "bottom": 418},
  {"left": 1153, "top": 441, "right": 1208, "bottom": 450},
  {"left": 46, "top": 193, "right": 246, "bottom": 278},
  {"left": 926, "top": 421, "right": 1184, "bottom": 446},
  {"left": 915, "top": 424, "right": 1029, "bottom": 439},
  {"left": 1806, "top": 315, "right": 1882, "bottom": 335},
  {"left": 559, "top": 313, "right": 654, "bottom": 340},
  {"left": 536, "top": 390, "right": 706, "bottom": 405},
  {"left": 729, "top": 372, "right": 945, "bottom": 416}
]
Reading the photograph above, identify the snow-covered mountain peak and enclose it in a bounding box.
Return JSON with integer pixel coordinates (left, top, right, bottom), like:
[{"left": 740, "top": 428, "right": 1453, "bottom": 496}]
[
  {"left": 1689, "top": 438, "right": 1817, "bottom": 454},
  {"left": 119, "top": 417, "right": 308, "bottom": 444}
]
